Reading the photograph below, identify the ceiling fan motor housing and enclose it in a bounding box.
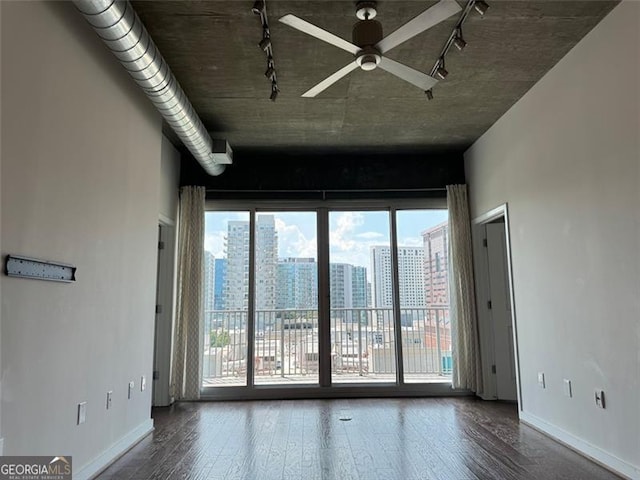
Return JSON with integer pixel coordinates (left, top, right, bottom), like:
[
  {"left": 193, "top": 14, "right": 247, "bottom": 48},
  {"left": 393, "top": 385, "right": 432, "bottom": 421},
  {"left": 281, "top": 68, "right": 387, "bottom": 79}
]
[
  {"left": 353, "top": 20, "right": 383, "bottom": 70},
  {"left": 353, "top": 19, "right": 383, "bottom": 47}
]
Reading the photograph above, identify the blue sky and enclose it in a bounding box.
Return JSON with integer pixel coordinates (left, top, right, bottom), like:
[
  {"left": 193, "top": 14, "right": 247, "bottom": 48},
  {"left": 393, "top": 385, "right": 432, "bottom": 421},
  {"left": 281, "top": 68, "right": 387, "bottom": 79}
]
[{"left": 205, "top": 209, "right": 447, "bottom": 268}]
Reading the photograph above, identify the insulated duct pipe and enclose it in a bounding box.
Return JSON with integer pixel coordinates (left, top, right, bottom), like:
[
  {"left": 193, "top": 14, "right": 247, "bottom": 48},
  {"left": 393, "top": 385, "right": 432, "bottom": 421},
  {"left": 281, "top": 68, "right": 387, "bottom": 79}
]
[{"left": 74, "top": 0, "right": 229, "bottom": 176}]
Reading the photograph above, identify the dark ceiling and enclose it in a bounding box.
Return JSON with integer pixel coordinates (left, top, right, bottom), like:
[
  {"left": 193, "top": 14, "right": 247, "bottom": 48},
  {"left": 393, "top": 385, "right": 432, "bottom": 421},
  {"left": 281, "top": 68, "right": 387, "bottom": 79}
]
[{"left": 132, "top": 0, "right": 616, "bottom": 157}]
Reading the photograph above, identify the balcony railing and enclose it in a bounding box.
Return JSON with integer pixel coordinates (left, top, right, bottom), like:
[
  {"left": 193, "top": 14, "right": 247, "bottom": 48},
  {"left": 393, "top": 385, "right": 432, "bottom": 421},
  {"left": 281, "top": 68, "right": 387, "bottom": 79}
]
[{"left": 202, "top": 307, "right": 451, "bottom": 386}]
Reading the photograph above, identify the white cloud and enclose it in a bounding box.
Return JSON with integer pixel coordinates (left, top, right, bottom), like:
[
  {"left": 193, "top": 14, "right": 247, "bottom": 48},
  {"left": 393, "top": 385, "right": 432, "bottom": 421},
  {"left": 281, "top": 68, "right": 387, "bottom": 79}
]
[
  {"left": 275, "top": 218, "right": 317, "bottom": 259},
  {"left": 329, "top": 212, "right": 383, "bottom": 269},
  {"left": 205, "top": 232, "right": 225, "bottom": 258},
  {"left": 400, "top": 236, "right": 424, "bottom": 247},
  {"left": 356, "top": 231, "right": 384, "bottom": 239},
  {"left": 329, "top": 212, "right": 364, "bottom": 252}
]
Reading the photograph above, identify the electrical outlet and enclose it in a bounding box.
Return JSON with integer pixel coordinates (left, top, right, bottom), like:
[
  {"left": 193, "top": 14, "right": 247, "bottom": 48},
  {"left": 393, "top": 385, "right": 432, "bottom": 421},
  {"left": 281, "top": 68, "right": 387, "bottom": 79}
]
[
  {"left": 141, "top": 375, "right": 146, "bottom": 392},
  {"left": 563, "top": 379, "right": 572, "bottom": 398},
  {"left": 595, "top": 389, "right": 606, "bottom": 409},
  {"left": 106, "top": 391, "right": 113, "bottom": 410},
  {"left": 128, "top": 381, "right": 135, "bottom": 399},
  {"left": 77, "top": 402, "right": 87, "bottom": 425},
  {"left": 537, "top": 372, "right": 545, "bottom": 389}
]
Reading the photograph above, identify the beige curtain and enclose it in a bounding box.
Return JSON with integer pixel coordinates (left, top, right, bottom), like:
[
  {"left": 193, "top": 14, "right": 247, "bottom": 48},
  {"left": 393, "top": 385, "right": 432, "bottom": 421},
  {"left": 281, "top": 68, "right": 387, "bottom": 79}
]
[
  {"left": 447, "top": 184, "right": 483, "bottom": 393},
  {"left": 171, "top": 186, "right": 205, "bottom": 401}
]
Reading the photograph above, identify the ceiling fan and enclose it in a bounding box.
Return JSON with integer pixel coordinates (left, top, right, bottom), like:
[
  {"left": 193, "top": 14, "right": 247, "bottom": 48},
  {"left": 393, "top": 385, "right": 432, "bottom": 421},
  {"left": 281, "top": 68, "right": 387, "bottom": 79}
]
[{"left": 279, "top": 0, "right": 462, "bottom": 97}]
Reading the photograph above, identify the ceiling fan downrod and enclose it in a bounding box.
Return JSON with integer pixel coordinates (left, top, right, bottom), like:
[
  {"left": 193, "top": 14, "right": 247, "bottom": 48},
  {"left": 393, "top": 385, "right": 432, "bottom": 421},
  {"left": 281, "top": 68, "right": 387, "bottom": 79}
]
[{"left": 353, "top": 2, "right": 382, "bottom": 70}]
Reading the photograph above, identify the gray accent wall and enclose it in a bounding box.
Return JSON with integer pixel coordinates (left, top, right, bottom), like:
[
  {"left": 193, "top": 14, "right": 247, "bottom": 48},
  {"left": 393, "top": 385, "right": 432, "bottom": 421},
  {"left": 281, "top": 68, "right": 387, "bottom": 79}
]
[{"left": 465, "top": 2, "right": 639, "bottom": 476}]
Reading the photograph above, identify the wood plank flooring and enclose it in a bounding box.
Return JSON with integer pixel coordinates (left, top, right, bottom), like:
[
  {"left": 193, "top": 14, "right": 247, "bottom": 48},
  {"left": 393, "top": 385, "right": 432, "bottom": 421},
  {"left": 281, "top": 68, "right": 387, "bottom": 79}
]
[{"left": 96, "top": 398, "right": 621, "bottom": 480}]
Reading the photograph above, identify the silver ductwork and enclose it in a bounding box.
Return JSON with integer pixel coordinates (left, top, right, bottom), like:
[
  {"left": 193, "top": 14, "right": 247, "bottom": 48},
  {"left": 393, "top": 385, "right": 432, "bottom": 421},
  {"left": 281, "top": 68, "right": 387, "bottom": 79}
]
[{"left": 74, "top": 0, "right": 230, "bottom": 176}]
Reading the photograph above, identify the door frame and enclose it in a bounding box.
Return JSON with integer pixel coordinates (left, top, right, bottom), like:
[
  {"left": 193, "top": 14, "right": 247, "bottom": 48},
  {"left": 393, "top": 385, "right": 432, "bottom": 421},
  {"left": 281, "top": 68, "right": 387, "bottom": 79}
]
[
  {"left": 472, "top": 204, "right": 522, "bottom": 410},
  {"left": 153, "top": 216, "right": 177, "bottom": 406}
]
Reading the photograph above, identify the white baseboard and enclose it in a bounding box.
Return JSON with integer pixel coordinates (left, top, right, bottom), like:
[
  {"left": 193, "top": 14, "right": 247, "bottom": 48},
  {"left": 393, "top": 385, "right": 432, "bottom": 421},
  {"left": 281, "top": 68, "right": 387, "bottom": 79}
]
[
  {"left": 74, "top": 419, "right": 154, "bottom": 480},
  {"left": 520, "top": 411, "right": 639, "bottom": 480}
]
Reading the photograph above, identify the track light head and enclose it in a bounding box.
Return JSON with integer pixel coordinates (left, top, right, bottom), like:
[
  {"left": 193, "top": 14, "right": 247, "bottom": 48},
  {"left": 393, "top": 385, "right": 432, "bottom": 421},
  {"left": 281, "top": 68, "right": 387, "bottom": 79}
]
[
  {"left": 453, "top": 29, "right": 466, "bottom": 51},
  {"left": 259, "top": 37, "right": 271, "bottom": 51},
  {"left": 453, "top": 36, "right": 466, "bottom": 51},
  {"left": 436, "top": 59, "right": 448, "bottom": 80},
  {"left": 425, "top": 89, "right": 434, "bottom": 101},
  {"left": 252, "top": 0, "right": 264, "bottom": 15},
  {"left": 474, "top": 0, "right": 489, "bottom": 16},
  {"left": 265, "top": 66, "right": 275, "bottom": 79},
  {"left": 270, "top": 86, "right": 278, "bottom": 102}
]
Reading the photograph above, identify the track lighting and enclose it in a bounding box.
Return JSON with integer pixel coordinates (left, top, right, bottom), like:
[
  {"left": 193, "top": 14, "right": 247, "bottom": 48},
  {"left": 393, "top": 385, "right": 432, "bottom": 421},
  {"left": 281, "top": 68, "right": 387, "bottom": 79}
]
[
  {"left": 426, "top": 0, "right": 487, "bottom": 103},
  {"left": 259, "top": 36, "right": 271, "bottom": 51},
  {"left": 251, "top": 0, "right": 264, "bottom": 15},
  {"left": 453, "top": 28, "right": 466, "bottom": 51},
  {"left": 254, "top": 0, "right": 279, "bottom": 101},
  {"left": 474, "top": 0, "right": 489, "bottom": 16},
  {"left": 265, "top": 65, "right": 275, "bottom": 79},
  {"left": 436, "top": 60, "right": 448, "bottom": 79}
]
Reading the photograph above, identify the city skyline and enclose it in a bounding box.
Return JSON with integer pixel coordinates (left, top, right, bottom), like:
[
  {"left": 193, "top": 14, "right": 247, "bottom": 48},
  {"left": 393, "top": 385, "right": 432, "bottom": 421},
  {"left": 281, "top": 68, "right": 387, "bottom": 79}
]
[
  {"left": 203, "top": 212, "right": 449, "bottom": 316},
  {"left": 205, "top": 210, "right": 448, "bottom": 269}
]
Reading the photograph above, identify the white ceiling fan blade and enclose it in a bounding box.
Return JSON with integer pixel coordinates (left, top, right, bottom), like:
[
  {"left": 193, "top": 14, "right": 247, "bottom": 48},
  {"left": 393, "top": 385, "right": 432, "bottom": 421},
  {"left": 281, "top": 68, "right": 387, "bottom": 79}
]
[
  {"left": 376, "top": 0, "right": 462, "bottom": 54},
  {"left": 279, "top": 14, "right": 361, "bottom": 55},
  {"left": 378, "top": 57, "right": 438, "bottom": 91},
  {"left": 302, "top": 61, "right": 360, "bottom": 97}
]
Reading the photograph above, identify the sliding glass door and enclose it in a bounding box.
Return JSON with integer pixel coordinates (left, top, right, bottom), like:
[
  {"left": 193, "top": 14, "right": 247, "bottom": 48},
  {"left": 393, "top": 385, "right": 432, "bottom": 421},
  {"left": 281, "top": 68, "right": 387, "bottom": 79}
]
[
  {"left": 395, "top": 210, "right": 452, "bottom": 383},
  {"left": 202, "top": 211, "right": 250, "bottom": 387},
  {"left": 253, "top": 212, "right": 319, "bottom": 385},
  {"left": 202, "top": 205, "right": 451, "bottom": 394},
  {"left": 329, "top": 211, "right": 396, "bottom": 384}
]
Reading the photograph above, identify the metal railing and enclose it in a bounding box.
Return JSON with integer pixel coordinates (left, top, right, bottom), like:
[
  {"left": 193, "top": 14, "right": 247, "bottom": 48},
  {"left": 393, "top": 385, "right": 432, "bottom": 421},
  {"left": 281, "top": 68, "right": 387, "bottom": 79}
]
[{"left": 202, "top": 307, "right": 451, "bottom": 386}]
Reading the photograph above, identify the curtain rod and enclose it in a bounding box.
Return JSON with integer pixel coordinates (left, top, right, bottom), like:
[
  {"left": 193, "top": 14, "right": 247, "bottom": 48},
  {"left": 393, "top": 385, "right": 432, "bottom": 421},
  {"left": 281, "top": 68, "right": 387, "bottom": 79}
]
[{"left": 204, "top": 188, "right": 447, "bottom": 193}]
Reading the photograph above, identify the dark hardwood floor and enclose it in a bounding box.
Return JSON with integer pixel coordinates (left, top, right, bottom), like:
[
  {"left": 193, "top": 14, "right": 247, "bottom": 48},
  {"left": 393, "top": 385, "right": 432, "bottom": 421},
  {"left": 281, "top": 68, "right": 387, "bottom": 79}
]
[{"left": 96, "top": 398, "right": 621, "bottom": 480}]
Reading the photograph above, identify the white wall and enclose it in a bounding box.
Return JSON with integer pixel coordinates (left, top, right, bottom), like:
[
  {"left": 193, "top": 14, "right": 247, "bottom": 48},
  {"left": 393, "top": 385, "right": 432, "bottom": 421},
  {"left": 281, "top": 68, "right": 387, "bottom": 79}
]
[
  {"left": 465, "top": 2, "right": 639, "bottom": 477},
  {"left": 1, "top": 1, "right": 164, "bottom": 476},
  {"left": 160, "top": 136, "right": 180, "bottom": 222}
]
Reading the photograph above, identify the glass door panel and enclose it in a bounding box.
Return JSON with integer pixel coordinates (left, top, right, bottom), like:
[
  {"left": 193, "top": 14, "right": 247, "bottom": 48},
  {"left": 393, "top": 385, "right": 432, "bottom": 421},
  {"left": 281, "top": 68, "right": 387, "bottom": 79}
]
[
  {"left": 202, "top": 211, "right": 250, "bottom": 387},
  {"left": 395, "top": 210, "right": 452, "bottom": 383},
  {"left": 254, "top": 212, "right": 319, "bottom": 385},
  {"left": 329, "top": 211, "right": 396, "bottom": 383}
]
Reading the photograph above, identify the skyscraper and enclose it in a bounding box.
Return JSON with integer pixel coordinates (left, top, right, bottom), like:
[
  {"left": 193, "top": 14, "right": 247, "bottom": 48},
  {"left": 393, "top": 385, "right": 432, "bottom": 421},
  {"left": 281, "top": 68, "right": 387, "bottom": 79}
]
[
  {"left": 276, "top": 258, "right": 318, "bottom": 309},
  {"left": 330, "top": 263, "right": 369, "bottom": 323},
  {"left": 224, "top": 215, "right": 278, "bottom": 311},
  {"left": 204, "top": 251, "right": 216, "bottom": 323},
  {"left": 351, "top": 266, "right": 368, "bottom": 308},
  {"left": 254, "top": 215, "right": 277, "bottom": 310},
  {"left": 422, "top": 222, "right": 449, "bottom": 305},
  {"left": 213, "top": 258, "right": 227, "bottom": 311},
  {"left": 370, "top": 246, "right": 426, "bottom": 308},
  {"left": 370, "top": 246, "right": 394, "bottom": 308},
  {"left": 224, "top": 220, "right": 250, "bottom": 310}
]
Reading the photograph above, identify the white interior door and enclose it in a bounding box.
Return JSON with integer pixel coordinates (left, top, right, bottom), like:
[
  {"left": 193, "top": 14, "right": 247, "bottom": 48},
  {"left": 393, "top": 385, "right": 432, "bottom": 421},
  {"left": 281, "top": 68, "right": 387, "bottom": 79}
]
[{"left": 485, "top": 222, "right": 517, "bottom": 401}]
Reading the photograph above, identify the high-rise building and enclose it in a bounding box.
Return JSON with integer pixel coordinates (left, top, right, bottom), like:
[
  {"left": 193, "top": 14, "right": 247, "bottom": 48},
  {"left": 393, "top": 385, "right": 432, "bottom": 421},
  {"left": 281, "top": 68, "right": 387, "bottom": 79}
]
[
  {"left": 370, "top": 246, "right": 394, "bottom": 308},
  {"left": 276, "top": 258, "right": 318, "bottom": 309},
  {"left": 204, "top": 251, "right": 216, "bottom": 322},
  {"left": 370, "top": 246, "right": 426, "bottom": 308},
  {"left": 213, "top": 258, "right": 227, "bottom": 310},
  {"left": 351, "top": 266, "right": 368, "bottom": 308},
  {"left": 330, "top": 263, "right": 369, "bottom": 323},
  {"left": 224, "top": 220, "right": 250, "bottom": 310},
  {"left": 422, "top": 222, "right": 449, "bottom": 305},
  {"left": 330, "top": 263, "right": 352, "bottom": 309},
  {"left": 224, "top": 215, "right": 278, "bottom": 311},
  {"left": 254, "top": 215, "right": 278, "bottom": 310}
]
